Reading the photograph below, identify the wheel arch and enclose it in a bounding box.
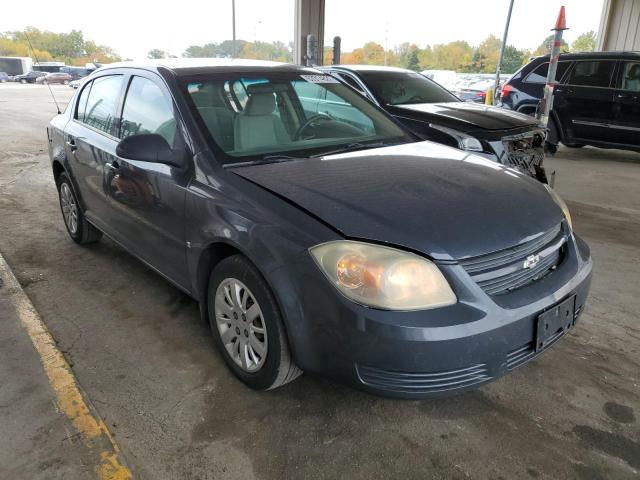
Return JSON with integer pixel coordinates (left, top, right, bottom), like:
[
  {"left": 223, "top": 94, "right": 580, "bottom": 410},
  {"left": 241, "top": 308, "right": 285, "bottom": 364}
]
[
  {"left": 194, "top": 239, "right": 301, "bottom": 365},
  {"left": 52, "top": 159, "right": 66, "bottom": 186}
]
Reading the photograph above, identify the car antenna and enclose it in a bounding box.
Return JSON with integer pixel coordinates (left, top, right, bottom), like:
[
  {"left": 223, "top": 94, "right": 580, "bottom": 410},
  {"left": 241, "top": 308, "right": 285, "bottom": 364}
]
[{"left": 24, "top": 30, "right": 61, "bottom": 114}]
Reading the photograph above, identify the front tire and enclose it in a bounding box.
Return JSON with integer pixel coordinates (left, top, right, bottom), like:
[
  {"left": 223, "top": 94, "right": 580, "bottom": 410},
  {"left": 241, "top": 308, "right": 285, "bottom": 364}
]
[
  {"left": 57, "top": 172, "right": 102, "bottom": 244},
  {"left": 207, "top": 255, "right": 302, "bottom": 390}
]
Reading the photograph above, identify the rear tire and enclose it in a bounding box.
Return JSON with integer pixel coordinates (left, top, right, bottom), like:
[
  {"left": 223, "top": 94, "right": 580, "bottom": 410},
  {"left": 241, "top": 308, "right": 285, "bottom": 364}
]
[
  {"left": 57, "top": 172, "right": 102, "bottom": 244},
  {"left": 207, "top": 254, "right": 302, "bottom": 390},
  {"left": 545, "top": 117, "right": 560, "bottom": 155}
]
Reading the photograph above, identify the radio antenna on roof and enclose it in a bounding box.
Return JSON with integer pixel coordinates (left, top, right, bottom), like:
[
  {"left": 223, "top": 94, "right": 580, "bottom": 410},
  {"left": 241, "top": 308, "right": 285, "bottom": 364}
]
[{"left": 23, "top": 30, "right": 61, "bottom": 114}]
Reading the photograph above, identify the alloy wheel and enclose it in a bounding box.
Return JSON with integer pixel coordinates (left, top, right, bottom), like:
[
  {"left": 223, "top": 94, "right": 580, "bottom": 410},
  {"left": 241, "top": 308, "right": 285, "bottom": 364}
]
[
  {"left": 214, "top": 278, "right": 268, "bottom": 372},
  {"left": 60, "top": 183, "right": 78, "bottom": 234}
]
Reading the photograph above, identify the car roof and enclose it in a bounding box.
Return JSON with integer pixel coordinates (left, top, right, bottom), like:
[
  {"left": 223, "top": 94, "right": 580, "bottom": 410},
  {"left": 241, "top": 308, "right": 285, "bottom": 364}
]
[
  {"left": 321, "top": 64, "right": 415, "bottom": 74},
  {"left": 533, "top": 51, "right": 640, "bottom": 62},
  {"left": 96, "top": 58, "right": 322, "bottom": 76}
]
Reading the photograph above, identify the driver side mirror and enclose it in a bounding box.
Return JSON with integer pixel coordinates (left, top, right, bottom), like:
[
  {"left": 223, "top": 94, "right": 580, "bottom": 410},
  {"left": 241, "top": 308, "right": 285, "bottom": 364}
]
[{"left": 116, "top": 133, "right": 186, "bottom": 168}]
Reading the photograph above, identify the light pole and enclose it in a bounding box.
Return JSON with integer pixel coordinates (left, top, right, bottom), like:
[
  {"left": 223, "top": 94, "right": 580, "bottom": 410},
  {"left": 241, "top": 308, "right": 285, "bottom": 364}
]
[
  {"left": 494, "top": 0, "right": 515, "bottom": 102},
  {"left": 232, "top": 0, "right": 237, "bottom": 58}
]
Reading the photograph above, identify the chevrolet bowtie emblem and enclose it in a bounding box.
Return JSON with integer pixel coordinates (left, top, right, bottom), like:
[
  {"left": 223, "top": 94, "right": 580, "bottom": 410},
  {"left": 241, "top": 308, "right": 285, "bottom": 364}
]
[{"left": 523, "top": 254, "right": 541, "bottom": 269}]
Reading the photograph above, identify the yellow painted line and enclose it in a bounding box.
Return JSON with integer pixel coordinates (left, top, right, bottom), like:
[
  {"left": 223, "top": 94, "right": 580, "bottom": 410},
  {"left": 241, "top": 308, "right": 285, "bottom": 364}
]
[{"left": 0, "top": 254, "right": 133, "bottom": 480}]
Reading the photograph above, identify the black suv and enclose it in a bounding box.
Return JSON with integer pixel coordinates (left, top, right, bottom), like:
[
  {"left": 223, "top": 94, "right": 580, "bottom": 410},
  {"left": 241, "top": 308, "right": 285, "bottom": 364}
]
[{"left": 499, "top": 51, "right": 640, "bottom": 152}]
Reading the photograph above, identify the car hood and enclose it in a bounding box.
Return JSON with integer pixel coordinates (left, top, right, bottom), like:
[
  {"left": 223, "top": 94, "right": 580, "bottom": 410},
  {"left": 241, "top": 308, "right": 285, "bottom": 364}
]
[
  {"left": 387, "top": 102, "right": 538, "bottom": 132},
  {"left": 231, "top": 142, "right": 563, "bottom": 261}
]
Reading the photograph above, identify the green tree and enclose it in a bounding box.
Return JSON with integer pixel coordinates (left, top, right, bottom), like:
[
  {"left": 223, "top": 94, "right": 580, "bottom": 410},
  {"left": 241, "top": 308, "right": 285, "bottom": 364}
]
[
  {"left": 238, "top": 41, "right": 292, "bottom": 62},
  {"left": 1, "top": 28, "right": 120, "bottom": 64},
  {"left": 476, "top": 34, "right": 502, "bottom": 72},
  {"left": 501, "top": 45, "right": 526, "bottom": 73},
  {"left": 571, "top": 31, "right": 597, "bottom": 52},
  {"left": 417, "top": 45, "right": 433, "bottom": 70},
  {"left": 431, "top": 41, "right": 474, "bottom": 71},
  {"left": 406, "top": 47, "right": 420, "bottom": 71},
  {"left": 533, "top": 35, "right": 569, "bottom": 56},
  {"left": 147, "top": 49, "right": 167, "bottom": 59}
]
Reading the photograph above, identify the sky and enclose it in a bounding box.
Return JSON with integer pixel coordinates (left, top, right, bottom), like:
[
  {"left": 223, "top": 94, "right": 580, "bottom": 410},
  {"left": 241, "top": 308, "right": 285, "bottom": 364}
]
[{"left": 2, "top": 0, "right": 604, "bottom": 60}]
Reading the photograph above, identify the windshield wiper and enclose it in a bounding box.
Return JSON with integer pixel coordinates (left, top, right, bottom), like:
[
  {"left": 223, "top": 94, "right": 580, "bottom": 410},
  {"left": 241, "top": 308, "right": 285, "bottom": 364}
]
[
  {"left": 227, "top": 154, "right": 303, "bottom": 168},
  {"left": 311, "top": 141, "right": 394, "bottom": 158}
]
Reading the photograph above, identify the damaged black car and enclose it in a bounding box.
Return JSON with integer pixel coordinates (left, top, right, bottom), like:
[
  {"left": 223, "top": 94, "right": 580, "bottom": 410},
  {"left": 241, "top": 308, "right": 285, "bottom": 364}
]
[{"left": 321, "top": 65, "right": 548, "bottom": 182}]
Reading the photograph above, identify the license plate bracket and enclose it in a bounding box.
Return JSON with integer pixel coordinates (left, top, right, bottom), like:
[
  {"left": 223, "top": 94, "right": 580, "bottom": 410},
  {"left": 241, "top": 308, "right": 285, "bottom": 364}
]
[{"left": 536, "top": 295, "right": 576, "bottom": 352}]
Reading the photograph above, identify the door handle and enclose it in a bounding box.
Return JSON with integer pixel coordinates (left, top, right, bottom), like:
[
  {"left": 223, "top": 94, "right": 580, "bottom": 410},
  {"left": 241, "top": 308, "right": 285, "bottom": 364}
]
[{"left": 617, "top": 93, "right": 630, "bottom": 99}]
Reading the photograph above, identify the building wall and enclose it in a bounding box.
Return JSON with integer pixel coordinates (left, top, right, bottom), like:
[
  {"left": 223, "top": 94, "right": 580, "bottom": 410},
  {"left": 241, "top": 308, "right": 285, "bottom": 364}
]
[{"left": 598, "top": 0, "right": 640, "bottom": 51}]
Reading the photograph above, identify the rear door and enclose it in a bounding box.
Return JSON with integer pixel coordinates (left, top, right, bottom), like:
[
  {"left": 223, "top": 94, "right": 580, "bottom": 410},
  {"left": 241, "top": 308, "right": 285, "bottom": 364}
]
[
  {"left": 105, "top": 71, "right": 191, "bottom": 290},
  {"left": 63, "top": 74, "right": 125, "bottom": 229},
  {"left": 553, "top": 59, "right": 617, "bottom": 143},
  {"left": 611, "top": 60, "right": 640, "bottom": 147}
]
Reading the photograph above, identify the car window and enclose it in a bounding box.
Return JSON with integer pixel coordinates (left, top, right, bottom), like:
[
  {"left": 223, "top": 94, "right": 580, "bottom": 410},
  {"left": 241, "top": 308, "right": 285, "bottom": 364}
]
[
  {"left": 356, "top": 70, "right": 459, "bottom": 105},
  {"left": 338, "top": 73, "right": 365, "bottom": 93},
  {"left": 524, "top": 61, "right": 571, "bottom": 84},
  {"left": 83, "top": 75, "right": 123, "bottom": 135},
  {"left": 120, "top": 76, "right": 176, "bottom": 145},
  {"left": 299, "top": 83, "right": 376, "bottom": 133},
  {"left": 75, "top": 81, "right": 92, "bottom": 121},
  {"left": 566, "top": 60, "right": 614, "bottom": 88},
  {"left": 184, "top": 72, "right": 411, "bottom": 164},
  {"left": 620, "top": 62, "right": 640, "bottom": 92}
]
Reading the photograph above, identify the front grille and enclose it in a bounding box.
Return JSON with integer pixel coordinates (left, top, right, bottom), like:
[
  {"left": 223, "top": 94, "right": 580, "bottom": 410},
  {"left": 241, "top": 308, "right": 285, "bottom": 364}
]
[
  {"left": 460, "top": 225, "right": 566, "bottom": 296},
  {"left": 356, "top": 363, "right": 491, "bottom": 394},
  {"left": 502, "top": 130, "right": 545, "bottom": 177}
]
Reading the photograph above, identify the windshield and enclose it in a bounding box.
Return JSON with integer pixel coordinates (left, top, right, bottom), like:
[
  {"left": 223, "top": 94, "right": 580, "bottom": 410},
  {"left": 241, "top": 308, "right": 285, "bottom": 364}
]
[
  {"left": 181, "top": 72, "right": 412, "bottom": 165},
  {"left": 357, "top": 71, "right": 459, "bottom": 106}
]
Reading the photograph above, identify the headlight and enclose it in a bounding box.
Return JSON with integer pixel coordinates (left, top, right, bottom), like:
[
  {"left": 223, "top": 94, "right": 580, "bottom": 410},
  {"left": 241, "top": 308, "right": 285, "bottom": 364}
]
[
  {"left": 429, "top": 124, "right": 483, "bottom": 152},
  {"left": 544, "top": 184, "right": 572, "bottom": 229},
  {"left": 309, "top": 241, "right": 456, "bottom": 311}
]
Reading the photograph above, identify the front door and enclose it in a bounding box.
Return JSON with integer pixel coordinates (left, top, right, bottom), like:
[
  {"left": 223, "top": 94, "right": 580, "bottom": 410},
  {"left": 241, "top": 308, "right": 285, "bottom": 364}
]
[
  {"left": 104, "top": 73, "right": 191, "bottom": 290},
  {"left": 611, "top": 61, "right": 640, "bottom": 148},
  {"left": 553, "top": 59, "right": 617, "bottom": 144}
]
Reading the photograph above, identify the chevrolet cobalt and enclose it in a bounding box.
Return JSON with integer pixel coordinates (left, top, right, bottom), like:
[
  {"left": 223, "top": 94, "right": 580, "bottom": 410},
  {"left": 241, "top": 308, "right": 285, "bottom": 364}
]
[{"left": 47, "top": 59, "right": 592, "bottom": 398}]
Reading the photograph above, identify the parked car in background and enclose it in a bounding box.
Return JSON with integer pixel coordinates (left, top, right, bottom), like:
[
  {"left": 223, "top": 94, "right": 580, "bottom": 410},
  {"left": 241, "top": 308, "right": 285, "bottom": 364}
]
[
  {"left": 321, "top": 65, "right": 548, "bottom": 182},
  {"left": 60, "top": 65, "right": 95, "bottom": 80},
  {"left": 498, "top": 51, "right": 640, "bottom": 152},
  {"left": 36, "top": 72, "right": 73, "bottom": 85},
  {"left": 14, "top": 70, "right": 46, "bottom": 84},
  {"left": 0, "top": 72, "right": 10, "bottom": 83},
  {"left": 47, "top": 59, "right": 591, "bottom": 398},
  {"left": 456, "top": 79, "right": 495, "bottom": 103},
  {"left": 421, "top": 69, "right": 457, "bottom": 91}
]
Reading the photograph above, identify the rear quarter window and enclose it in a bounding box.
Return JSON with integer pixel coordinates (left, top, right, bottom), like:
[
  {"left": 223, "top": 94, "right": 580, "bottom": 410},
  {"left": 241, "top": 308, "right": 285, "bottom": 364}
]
[
  {"left": 523, "top": 61, "right": 571, "bottom": 84},
  {"left": 75, "top": 81, "right": 92, "bottom": 121}
]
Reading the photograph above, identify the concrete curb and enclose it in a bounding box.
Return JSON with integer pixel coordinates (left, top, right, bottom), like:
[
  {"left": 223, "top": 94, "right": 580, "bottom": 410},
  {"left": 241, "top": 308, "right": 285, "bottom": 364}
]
[{"left": 0, "top": 253, "right": 133, "bottom": 480}]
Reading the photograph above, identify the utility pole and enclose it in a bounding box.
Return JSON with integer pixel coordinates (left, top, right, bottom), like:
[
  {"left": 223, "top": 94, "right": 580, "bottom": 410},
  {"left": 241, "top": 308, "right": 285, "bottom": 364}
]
[
  {"left": 494, "top": 0, "right": 515, "bottom": 103},
  {"left": 384, "top": 21, "right": 388, "bottom": 66},
  {"left": 232, "top": 0, "right": 237, "bottom": 58},
  {"left": 537, "top": 6, "right": 568, "bottom": 127}
]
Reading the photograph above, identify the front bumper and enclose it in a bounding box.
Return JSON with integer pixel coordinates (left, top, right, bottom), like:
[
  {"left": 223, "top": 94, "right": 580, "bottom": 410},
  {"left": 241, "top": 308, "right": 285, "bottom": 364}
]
[{"left": 274, "top": 232, "right": 592, "bottom": 399}]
